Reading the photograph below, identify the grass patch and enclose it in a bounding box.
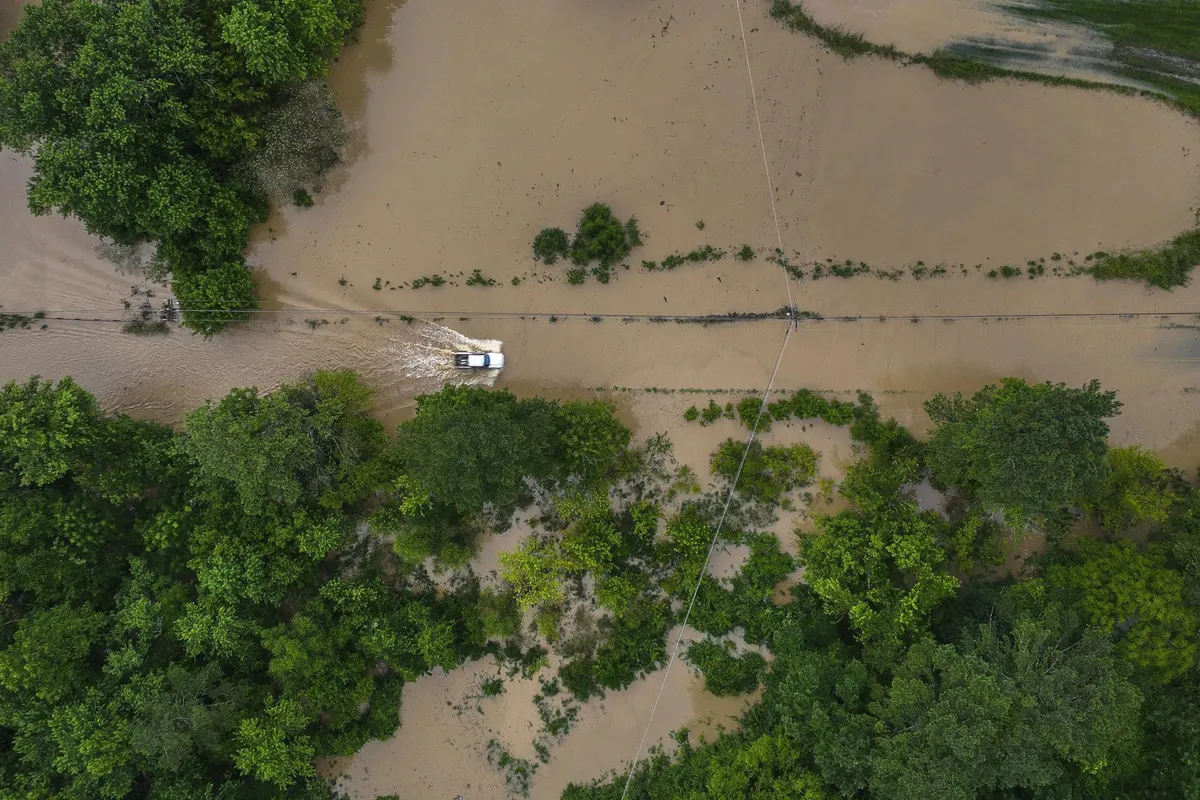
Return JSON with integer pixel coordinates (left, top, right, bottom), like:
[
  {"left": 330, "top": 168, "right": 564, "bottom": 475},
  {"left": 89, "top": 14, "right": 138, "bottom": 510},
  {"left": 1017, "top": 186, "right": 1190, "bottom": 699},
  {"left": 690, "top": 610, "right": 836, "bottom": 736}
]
[
  {"left": 1090, "top": 229, "right": 1200, "bottom": 290},
  {"left": 769, "top": 0, "right": 902, "bottom": 60}
]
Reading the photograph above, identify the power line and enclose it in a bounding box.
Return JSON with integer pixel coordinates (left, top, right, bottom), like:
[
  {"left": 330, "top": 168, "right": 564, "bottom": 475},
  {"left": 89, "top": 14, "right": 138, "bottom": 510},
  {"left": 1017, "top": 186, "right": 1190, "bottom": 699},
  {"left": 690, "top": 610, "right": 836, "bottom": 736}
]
[
  {"left": 618, "top": 322, "right": 791, "bottom": 800},
  {"left": 12, "top": 308, "right": 1200, "bottom": 324}
]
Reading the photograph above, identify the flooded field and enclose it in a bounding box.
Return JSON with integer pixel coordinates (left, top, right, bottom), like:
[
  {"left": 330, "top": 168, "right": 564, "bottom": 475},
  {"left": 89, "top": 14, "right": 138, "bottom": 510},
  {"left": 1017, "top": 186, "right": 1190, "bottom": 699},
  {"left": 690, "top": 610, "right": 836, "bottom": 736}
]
[
  {"left": 799, "top": 0, "right": 1197, "bottom": 93},
  {"left": 3, "top": 0, "right": 1200, "bottom": 796}
]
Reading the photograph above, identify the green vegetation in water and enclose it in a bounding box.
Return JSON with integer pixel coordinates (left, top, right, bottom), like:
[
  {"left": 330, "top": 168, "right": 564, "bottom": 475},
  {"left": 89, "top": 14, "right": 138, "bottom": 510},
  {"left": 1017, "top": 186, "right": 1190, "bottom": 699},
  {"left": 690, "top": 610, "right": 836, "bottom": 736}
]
[
  {"left": 6, "top": 369, "right": 1200, "bottom": 799},
  {"left": 466, "top": 269, "right": 499, "bottom": 287},
  {"left": 0, "top": 0, "right": 365, "bottom": 335},
  {"left": 0, "top": 312, "right": 40, "bottom": 332},
  {"left": 410, "top": 274, "right": 446, "bottom": 289},
  {"left": 649, "top": 245, "right": 726, "bottom": 271},
  {"left": 1090, "top": 229, "right": 1200, "bottom": 290},
  {"left": 564, "top": 377, "right": 1200, "bottom": 800},
  {"left": 684, "top": 639, "right": 766, "bottom": 696},
  {"left": 0, "top": 373, "right": 646, "bottom": 799},
  {"left": 121, "top": 319, "right": 170, "bottom": 336},
  {"left": 764, "top": 0, "right": 1200, "bottom": 288},
  {"left": 487, "top": 739, "right": 537, "bottom": 796},
  {"left": 533, "top": 227, "right": 570, "bottom": 265},
  {"left": 533, "top": 204, "right": 643, "bottom": 283},
  {"left": 1008, "top": 0, "right": 1200, "bottom": 116},
  {"left": 292, "top": 188, "right": 315, "bottom": 208}
]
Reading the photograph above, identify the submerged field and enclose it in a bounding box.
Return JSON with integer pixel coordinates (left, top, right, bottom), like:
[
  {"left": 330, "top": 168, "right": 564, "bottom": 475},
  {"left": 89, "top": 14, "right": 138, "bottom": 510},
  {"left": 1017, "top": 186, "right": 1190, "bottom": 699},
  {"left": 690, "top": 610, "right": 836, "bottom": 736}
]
[{"left": 3, "top": 0, "right": 1200, "bottom": 797}]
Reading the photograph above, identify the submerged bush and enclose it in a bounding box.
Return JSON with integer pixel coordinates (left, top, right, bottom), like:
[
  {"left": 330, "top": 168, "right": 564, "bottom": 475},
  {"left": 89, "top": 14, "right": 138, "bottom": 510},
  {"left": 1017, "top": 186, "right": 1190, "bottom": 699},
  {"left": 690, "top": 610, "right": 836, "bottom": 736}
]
[
  {"left": 1090, "top": 229, "right": 1200, "bottom": 290},
  {"left": 569, "top": 203, "right": 641, "bottom": 268},
  {"left": 685, "top": 639, "right": 766, "bottom": 696},
  {"left": 533, "top": 227, "right": 570, "bottom": 264},
  {"left": 711, "top": 439, "right": 818, "bottom": 503}
]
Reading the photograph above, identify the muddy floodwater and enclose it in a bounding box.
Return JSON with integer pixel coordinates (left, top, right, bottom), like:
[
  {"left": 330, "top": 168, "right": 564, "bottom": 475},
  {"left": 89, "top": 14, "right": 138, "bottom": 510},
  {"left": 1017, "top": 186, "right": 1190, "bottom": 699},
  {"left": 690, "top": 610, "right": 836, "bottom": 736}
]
[{"left": 4, "top": 0, "right": 1200, "bottom": 796}]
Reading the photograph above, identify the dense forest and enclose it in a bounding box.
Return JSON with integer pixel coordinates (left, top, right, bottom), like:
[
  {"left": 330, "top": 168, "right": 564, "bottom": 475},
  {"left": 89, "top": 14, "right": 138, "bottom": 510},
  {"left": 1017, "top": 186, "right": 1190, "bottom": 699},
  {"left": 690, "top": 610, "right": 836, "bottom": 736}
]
[
  {"left": 0, "top": 373, "right": 634, "bottom": 798},
  {"left": 1, "top": 373, "right": 1198, "bottom": 799},
  {"left": 0, "top": 0, "right": 361, "bottom": 335}
]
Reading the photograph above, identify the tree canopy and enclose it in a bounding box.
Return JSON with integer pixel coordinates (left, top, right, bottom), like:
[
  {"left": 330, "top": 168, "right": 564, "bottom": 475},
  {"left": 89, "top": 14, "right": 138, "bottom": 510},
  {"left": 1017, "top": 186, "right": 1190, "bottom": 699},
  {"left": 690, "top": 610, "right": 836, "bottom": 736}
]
[
  {"left": 924, "top": 378, "right": 1121, "bottom": 523},
  {"left": 0, "top": 0, "right": 363, "bottom": 335},
  {"left": 0, "top": 372, "right": 501, "bottom": 798}
]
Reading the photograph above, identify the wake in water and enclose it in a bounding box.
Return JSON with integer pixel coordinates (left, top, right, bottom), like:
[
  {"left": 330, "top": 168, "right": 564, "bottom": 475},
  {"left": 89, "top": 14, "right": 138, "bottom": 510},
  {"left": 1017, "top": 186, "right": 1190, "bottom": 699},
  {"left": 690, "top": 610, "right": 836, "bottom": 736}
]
[{"left": 380, "top": 320, "right": 503, "bottom": 396}]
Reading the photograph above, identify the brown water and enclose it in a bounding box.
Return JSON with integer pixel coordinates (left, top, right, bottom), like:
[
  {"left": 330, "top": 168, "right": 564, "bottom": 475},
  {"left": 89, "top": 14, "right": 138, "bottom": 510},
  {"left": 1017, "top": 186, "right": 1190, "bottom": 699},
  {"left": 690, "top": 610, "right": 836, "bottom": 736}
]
[{"left": 4, "top": 0, "right": 1200, "bottom": 795}]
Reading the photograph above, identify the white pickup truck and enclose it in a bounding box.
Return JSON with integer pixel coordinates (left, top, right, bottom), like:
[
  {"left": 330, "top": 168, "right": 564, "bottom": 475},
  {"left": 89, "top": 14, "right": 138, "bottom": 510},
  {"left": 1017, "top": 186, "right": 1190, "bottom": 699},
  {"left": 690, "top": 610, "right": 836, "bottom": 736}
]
[{"left": 453, "top": 352, "right": 504, "bottom": 370}]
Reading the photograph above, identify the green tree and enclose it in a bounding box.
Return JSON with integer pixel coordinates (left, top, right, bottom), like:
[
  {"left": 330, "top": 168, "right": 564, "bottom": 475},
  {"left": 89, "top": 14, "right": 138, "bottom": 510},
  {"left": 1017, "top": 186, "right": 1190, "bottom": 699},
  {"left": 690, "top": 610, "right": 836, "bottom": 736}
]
[
  {"left": 392, "top": 387, "right": 559, "bottom": 513},
  {"left": 184, "top": 370, "right": 384, "bottom": 514},
  {"left": 557, "top": 400, "right": 632, "bottom": 482},
  {"left": 0, "top": 376, "right": 103, "bottom": 488},
  {"left": 924, "top": 378, "right": 1121, "bottom": 523},
  {"left": 499, "top": 537, "right": 568, "bottom": 611},
  {"left": 802, "top": 502, "right": 958, "bottom": 661},
  {"left": 173, "top": 261, "right": 258, "bottom": 337},
  {"left": 233, "top": 698, "right": 316, "bottom": 789},
  {"left": 0, "top": 603, "right": 105, "bottom": 704},
  {"left": 1047, "top": 539, "right": 1197, "bottom": 683},
  {"left": 0, "top": 0, "right": 362, "bottom": 334},
  {"left": 1090, "top": 445, "right": 1173, "bottom": 532},
  {"left": 710, "top": 439, "right": 818, "bottom": 503}
]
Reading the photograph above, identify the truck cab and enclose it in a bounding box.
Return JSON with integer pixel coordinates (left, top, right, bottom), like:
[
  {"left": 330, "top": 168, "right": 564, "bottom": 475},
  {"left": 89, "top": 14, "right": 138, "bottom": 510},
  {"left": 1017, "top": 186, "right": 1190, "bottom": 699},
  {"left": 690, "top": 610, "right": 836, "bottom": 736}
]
[{"left": 453, "top": 352, "right": 505, "bottom": 370}]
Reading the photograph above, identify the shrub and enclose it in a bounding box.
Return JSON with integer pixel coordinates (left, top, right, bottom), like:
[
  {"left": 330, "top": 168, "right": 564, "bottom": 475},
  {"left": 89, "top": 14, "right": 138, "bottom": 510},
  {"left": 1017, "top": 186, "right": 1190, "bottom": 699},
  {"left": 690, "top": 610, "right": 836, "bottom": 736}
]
[
  {"left": 466, "top": 269, "right": 498, "bottom": 286},
  {"left": 767, "top": 400, "right": 792, "bottom": 421},
  {"left": 822, "top": 399, "right": 855, "bottom": 426},
  {"left": 789, "top": 388, "right": 830, "bottom": 419},
  {"left": 499, "top": 538, "right": 568, "bottom": 611},
  {"left": 477, "top": 587, "right": 522, "bottom": 641},
  {"left": 699, "top": 399, "right": 723, "bottom": 426},
  {"left": 666, "top": 512, "right": 712, "bottom": 560},
  {"left": 533, "top": 227, "right": 570, "bottom": 264},
  {"left": 684, "top": 405, "right": 700, "bottom": 422},
  {"left": 1090, "top": 229, "right": 1200, "bottom": 290},
  {"left": 596, "top": 574, "right": 639, "bottom": 615},
  {"left": 711, "top": 439, "right": 818, "bottom": 503},
  {"left": 736, "top": 397, "right": 770, "bottom": 431},
  {"left": 627, "top": 501, "right": 661, "bottom": 552},
  {"left": 624, "top": 216, "right": 644, "bottom": 248},
  {"left": 685, "top": 639, "right": 765, "bottom": 695},
  {"left": 688, "top": 533, "right": 795, "bottom": 643},
  {"left": 735, "top": 244, "right": 756, "bottom": 261},
  {"left": 566, "top": 266, "right": 588, "bottom": 285},
  {"left": 593, "top": 601, "right": 670, "bottom": 691},
  {"left": 559, "top": 657, "right": 600, "bottom": 701},
  {"left": 570, "top": 203, "right": 639, "bottom": 268},
  {"left": 561, "top": 514, "right": 622, "bottom": 574},
  {"left": 292, "top": 188, "right": 314, "bottom": 208}
]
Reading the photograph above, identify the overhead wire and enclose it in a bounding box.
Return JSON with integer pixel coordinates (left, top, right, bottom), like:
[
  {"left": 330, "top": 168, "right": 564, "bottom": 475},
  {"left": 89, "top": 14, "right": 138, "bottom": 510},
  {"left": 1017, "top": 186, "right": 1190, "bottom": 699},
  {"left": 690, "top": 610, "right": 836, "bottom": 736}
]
[{"left": 616, "top": 0, "right": 799, "bottom": 795}]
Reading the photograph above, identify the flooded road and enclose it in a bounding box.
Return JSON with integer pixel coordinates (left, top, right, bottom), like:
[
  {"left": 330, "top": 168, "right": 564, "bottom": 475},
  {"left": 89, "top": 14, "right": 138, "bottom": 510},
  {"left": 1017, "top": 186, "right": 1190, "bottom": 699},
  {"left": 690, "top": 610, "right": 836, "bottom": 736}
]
[{"left": 3, "top": 0, "right": 1200, "bottom": 796}]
